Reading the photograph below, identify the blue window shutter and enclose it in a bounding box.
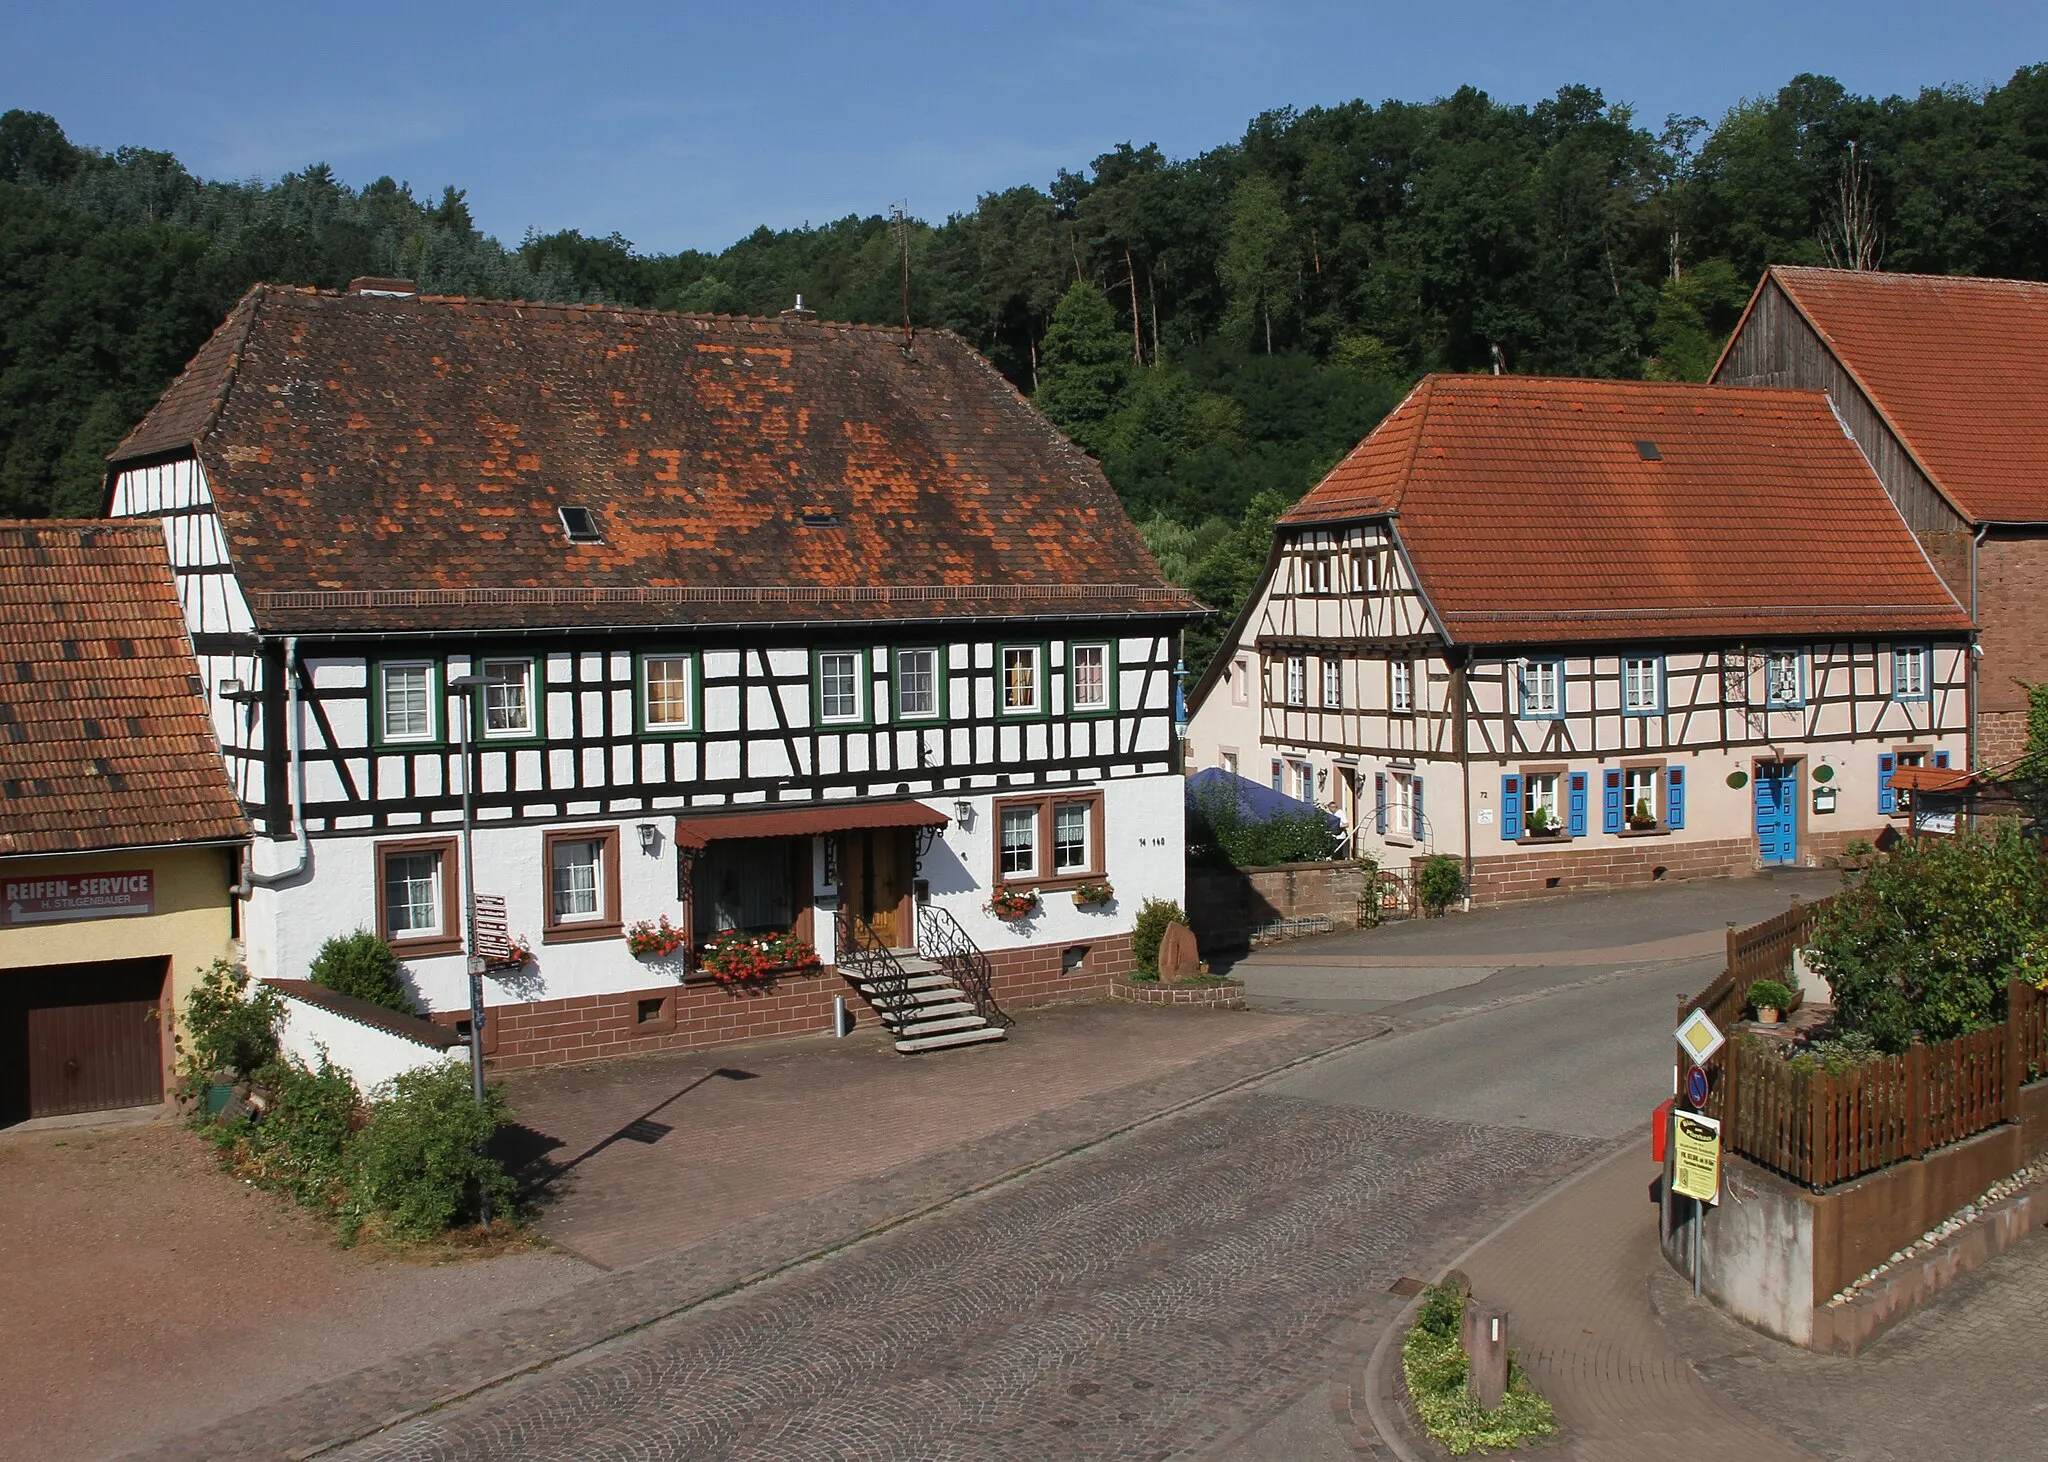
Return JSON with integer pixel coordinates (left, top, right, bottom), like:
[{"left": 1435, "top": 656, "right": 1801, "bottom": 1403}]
[
  {"left": 1414, "top": 777, "right": 1425, "bottom": 841},
  {"left": 1934, "top": 749, "right": 1951, "bottom": 769},
  {"left": 1272, "top": 760, "right": 1283, "bottom": 792},
  {"left": 1501, "top": 775, "right": 1522, "bottom": 840},
  {"left": 1878, "top": 753, "right": 1896, "bottom": 815},
  {"left": 1568, "top": 772, "right": 1589, "bottom": 837},
  {"left": 1603, "top": 769, "right": 1623, "bottom": 834},
  {"left": 1667, "top": 766, "right": 1686, "bottom": 829},
  {"left": 1375, "top": 773, "right": 1387, "bottom": 835}
]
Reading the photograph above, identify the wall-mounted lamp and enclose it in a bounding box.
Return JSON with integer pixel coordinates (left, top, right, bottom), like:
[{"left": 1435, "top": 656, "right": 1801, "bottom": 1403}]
[
  {"left": 637, "top": 822, "right": 661, "bottom": 856},
  {"left": 217, "top": 678, "right": 253, "bottom": 701},
  {"left": 952, "top": 799, "right": 975, "bottom": 830}
]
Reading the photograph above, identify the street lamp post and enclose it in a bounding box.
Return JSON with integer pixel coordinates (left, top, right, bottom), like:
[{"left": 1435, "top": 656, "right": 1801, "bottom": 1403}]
[{"left": 449, "top": 672, "right": 490, "bottom": 1229}]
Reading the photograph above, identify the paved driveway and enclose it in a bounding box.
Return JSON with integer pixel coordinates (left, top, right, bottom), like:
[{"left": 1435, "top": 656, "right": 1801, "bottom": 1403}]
[{"left": 1228, "top": 871, "right": 1838, "bottom": 1018}]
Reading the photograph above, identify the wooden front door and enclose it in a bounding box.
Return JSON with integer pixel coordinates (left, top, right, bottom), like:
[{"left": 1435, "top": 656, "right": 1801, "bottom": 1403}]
[{"left": 841, "top": 829, "right": 910, "bottom": 947}]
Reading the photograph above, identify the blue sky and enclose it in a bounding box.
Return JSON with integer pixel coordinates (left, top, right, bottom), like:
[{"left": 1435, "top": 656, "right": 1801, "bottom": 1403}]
[{"left": 6, "top": 2, "right": 2045, "bottom": 255}]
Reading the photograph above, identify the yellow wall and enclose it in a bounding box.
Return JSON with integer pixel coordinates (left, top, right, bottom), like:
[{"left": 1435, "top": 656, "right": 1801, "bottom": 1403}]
[{"left": 1, "top": 845, "right": 241, "bottom": 1049}]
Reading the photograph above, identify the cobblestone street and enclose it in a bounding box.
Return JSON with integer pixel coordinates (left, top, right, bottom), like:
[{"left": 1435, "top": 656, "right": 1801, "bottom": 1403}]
[{"left": 337, "top": 1093, "right": 1600, "bottom": 1461}]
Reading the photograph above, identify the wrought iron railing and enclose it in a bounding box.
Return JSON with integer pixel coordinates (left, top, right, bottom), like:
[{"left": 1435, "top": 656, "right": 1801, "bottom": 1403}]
[
  {"left": 838, "top": 908, "right": 916, "bottom": 1021},
  {"left": 916, "top": 904, "right": 1013, "bottom": 1029}
]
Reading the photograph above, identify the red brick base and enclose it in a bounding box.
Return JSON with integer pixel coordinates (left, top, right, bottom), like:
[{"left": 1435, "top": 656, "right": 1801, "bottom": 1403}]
[
  {"left": 1979, "top": 710, "right": 2028, "bottom": 771},
  {"left": 438, "top": 932, "right": 1135, "bottom": 1072},
  {"left": 1467, "top": 837, "right": 1756, "bottom": 904}
]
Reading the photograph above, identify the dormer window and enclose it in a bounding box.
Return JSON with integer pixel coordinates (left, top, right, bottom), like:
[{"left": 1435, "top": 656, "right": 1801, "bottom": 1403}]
[{"left": 558, "top": 505, "right": 602, "bottom": 542}]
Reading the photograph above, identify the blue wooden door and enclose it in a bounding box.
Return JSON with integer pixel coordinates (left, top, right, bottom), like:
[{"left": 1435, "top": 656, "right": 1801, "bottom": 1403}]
[{"left": 1753, "top": 764, "right": 1798, "bottom": 865}]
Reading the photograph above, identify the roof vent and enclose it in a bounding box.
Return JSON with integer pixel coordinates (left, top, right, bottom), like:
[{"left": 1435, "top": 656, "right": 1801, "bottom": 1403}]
[
  {"left": 799, "top": 506, "right": 840, "bottom": 527},
  {"left": 781, "top": 294, "right": 818, "bottom": 322},
  {"left": 558, "top": 505, "right": 603, "bottom": 542},
  {"left": 348, "top": 276, "right": 418, "bottom": 297},
  {"left": 1634, "top": 440, "right": 1662, "bottom": 461}
]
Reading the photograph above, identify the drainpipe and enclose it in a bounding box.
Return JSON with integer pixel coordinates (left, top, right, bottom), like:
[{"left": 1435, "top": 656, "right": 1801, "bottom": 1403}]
[
  {"left": 1968, "top": 524, "right": 1987, "bottom": 770},
  {"left": 234, "top": 635, "right": 309, "bottom": 893}
]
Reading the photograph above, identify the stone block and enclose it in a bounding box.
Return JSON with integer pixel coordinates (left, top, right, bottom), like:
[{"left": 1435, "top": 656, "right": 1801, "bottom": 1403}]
[{"left": 1158, "top": 921, "right": 1201, "bottom": 982}]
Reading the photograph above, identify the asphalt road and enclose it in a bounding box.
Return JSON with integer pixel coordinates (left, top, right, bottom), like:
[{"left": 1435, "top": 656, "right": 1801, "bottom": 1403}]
[{"left": 330, "top": 875, "right": 1837, "bottom": 1461}]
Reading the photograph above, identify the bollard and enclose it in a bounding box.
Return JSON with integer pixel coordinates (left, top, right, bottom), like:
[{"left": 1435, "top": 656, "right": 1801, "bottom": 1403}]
[{"left": 1460, "top": 1301, "right": 1509, "bottom": 1412}]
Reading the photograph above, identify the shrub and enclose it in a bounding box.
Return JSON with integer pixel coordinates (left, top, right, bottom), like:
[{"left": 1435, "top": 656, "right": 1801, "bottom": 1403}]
[
  {"left": 1399, "top": 1281, "right": 1557, "bottom": 1455},
  {"left": 230, "top": 1056, "right": 362, "bottom": 1209},
  {"left": 1809, "top": 823, "right": 2048, "bottom": 1052},
  {"left": 1417, "top": 855, "right": 1465, "bottom": 916},
  {"left": 176, "top": 959, "right": 283, "bottom": 1088},
  {"left": 1187, "top": 780, "right": 1343, "bottom": 868},
  {"left": 309, "top": 930, "right": 419, "bottom": 1015},
  {"left": 1131, "top": 897, "right": 1187, "bottom": 975},
  {"left": 344, "top": 1063, "right": 515, "bottom": 1242},
  {"left": 1746, "top": 978, "right": 1794, "bottom": 1013}
]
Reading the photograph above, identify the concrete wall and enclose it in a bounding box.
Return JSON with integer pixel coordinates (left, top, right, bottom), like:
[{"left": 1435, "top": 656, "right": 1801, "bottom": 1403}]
[
  {"left": 1185, "top": 860, "right": 1377, "bottom": 950},
  {"left": 273, "top": 989, "right": 462, "bottom": 1093}
]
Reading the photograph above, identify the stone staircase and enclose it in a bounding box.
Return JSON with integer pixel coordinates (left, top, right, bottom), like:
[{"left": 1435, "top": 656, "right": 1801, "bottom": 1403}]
[{"left": 845, "top": 951, "right": 1009, "bottom": 1054}]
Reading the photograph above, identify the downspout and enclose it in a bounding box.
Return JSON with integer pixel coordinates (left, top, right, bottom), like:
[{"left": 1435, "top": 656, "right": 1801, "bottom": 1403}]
[
  {"left": 232, "top": 635, "right": 309, "bottom": 894},
  {"left": 1969, "top": 524, "right": 1987, "bottom": 771},
  {"left": 1455, "top": 652, "right": 1474, "bottom": 911}
]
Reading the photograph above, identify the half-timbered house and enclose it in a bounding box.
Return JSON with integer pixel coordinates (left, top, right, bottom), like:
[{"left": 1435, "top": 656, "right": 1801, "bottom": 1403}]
[
  {"left": 1713, "top": 266, "right": 2048, "bottom": 767},
  {"left": 1185, "top": 374, "right": 1971, "bottom": 902},
  {"left": 105, "top": 281, "right": 1199, "bottom": 1065}
]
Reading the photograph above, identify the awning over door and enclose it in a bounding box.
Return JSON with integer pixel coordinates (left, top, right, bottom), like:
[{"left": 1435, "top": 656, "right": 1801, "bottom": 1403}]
[{"left": 672, "top": 798, "right": 948, "bottom": 851}]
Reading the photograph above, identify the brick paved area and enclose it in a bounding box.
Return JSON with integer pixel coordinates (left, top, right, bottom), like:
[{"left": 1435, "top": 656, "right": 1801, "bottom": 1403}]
[
  {"left": 1652, "top": 1222, "right": 2048, "bottom": 1462},
  {"left": 507, "top": 1004, "right": 1303, "bottom": 1267},
  {"left": 332, "top": 1095, "right": 1602, "bottom": 1461}
]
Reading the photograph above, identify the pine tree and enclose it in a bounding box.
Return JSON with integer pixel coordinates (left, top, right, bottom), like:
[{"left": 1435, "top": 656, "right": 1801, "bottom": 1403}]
[{"left": 1032, "top": 281, "right": 1127, "bottom": 453}]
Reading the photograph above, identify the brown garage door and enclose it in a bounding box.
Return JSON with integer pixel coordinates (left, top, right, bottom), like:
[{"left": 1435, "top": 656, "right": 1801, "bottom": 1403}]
[{"left": 3, "top": 958, "right": 169, "bottom": 1121}]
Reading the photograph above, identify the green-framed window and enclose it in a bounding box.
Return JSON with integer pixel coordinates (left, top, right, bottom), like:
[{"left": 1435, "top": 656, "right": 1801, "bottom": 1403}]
[
  {"left": 892, "top": 646, "right": 946, "bottom": 722},
  {"left": 372, "top": 659, "right": 443, "bottom": 747},
  {"left": 1065, "top": 640, "right": 1116, "bottom": 716},
  {"left": 637, "top": 651, "right": 701, "bottom": 736},
  {"left": 998, "top": 642, "right": 1050, "bottom": 718},
  {"left": 813, "top": 647, "right": 870, "bottom": 727},
  {"left": 475, "top": 656, "right": 542, "bottom": 742}
]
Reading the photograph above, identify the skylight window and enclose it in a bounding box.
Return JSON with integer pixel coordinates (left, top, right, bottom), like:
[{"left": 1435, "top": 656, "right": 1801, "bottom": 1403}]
[
  {"left": 800, "top": 506, "right": 841, "bottom": 527},
  {"left": 1634, "top": 440, "right": 1662, "bottom": 461},
  {"left": 559, "top": 505, "right": 603, "bottom": 542}
]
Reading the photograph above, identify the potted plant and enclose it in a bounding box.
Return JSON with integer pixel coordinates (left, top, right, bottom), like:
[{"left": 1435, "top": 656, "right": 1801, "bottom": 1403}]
[
  {"left": 626, "top": 915, "right": 688, "bottom": 959},
  {"left": 1071, "top": 880, "right": 1114, "bottom": 907},
  {"left": 1747, "top": 978, "right": 1794, "bottom": 1025},
  {"left": 1626, "top": 799, "right": 1657, "bottom": 831},
  {"left": 1525, "top": 805, "right": 1564, "bottom": 838},
  {"left": 985, "top": 886, "right": 1040, "bottom": 920},
  {"left": 698, "top": 927, "right": 820, "bottom": 985}
]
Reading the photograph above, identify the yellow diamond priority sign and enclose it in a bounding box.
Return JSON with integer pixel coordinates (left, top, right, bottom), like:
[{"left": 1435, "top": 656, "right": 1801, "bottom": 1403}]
[{"left": 1675, "top": 1007, "right": 1725, "bottom": 1066}]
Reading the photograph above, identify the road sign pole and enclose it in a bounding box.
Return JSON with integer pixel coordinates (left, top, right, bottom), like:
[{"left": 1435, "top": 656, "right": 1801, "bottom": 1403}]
[{"left": 1693, "top": 1194, "right": 1703, "bottom": 1297}]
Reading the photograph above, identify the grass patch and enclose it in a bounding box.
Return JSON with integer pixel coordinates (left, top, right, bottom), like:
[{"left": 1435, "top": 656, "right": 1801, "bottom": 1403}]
[{"left": 1400, "top": 1282, "right": 1557, "bottom": 1456}]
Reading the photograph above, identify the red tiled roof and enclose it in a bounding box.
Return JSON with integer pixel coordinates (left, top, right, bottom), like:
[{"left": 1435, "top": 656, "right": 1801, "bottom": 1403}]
[
  {"left": 109, "top": 287, "right": 1199, "bottom": 633},
  {"left": 0, "top": 521, "right": 248, "bottom": 857},
  {"left": 1748, "top": 266, "right": 2048, "bottom": 524},
  {"left": 1282, "top": 375, "right": 1968, "bottom": 646},
  {"left": 671, "top": 798, "right": 948, "bottom": 851}
]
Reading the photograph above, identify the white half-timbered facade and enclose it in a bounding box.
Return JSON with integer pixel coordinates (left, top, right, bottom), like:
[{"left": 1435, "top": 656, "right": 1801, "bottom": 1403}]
[
  {"left": 107, "top": 282, "right": 1199, "bottom": 1062},
  {"left": 1187, "top": 374, "right": 1973, "bottom": 902}
]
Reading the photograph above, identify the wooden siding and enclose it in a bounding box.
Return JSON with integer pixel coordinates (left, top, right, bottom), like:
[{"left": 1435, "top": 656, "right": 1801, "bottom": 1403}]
[{"left": 1717, "top": 279, "right": 1972, "bottom": 591}]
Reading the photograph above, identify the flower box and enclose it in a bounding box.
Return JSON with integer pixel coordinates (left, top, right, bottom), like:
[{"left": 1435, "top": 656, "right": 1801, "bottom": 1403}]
[
  {"left": 626, "top": 915, "right": 688, "bottom": 959},
  {"left": 698, "top": 928, "right": 821, "bottom": 986},
  {"left": 1071, "top": 881, "right": 1114, "bottom": 907},
  {"left": 985, "top": 887, "right": 1040, "bottom": 920}
]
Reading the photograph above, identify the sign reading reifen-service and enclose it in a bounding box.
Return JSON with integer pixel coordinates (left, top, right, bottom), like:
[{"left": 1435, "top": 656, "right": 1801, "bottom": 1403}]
[{"left": 3, "top": 870, "right": 155, "bottom": 926}]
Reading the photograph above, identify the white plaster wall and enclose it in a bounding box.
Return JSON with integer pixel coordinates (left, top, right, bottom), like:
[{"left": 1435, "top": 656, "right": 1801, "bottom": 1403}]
[{"left": 271, "top": 988, "right": 463, "bottom": 1094}]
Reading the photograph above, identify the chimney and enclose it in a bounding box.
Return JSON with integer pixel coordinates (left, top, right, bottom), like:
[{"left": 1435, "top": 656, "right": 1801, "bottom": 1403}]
[
  {"left": 347, "top": 276, "right": 418, "bottom": 297},
  {"left": 780, "top": 294, "right": 818, "bottom": 322}
]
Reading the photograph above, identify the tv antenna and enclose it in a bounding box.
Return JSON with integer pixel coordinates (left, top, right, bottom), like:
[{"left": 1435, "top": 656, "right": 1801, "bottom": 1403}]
[{"left": 891, "top": 202, "right": 913, "bottom": 348}]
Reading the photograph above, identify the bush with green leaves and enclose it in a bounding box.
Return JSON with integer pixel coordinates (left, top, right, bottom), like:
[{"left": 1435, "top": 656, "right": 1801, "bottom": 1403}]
[
  {"left": 309, "top": 929, "right": 419, "bottom": 1016},
  {"left": 224, "top": 1055, "right": 361, "bottom": 1209},
  {"left": 1399, "top": 1281, "right": 1557, "bottom": 1455},
  {"left": 1131, "top": 897, "right": 1188, "bottom": 977},
  {"left": 1417, "top": 855, "right": 1465, "bottom": 916},
  {"left": 1809, "top": 823, "right": 2048, "bottom": 1052},
  {"left": 1187, "top": 780, "right": 1344, "bottom": 868},
  {"left": 1746, "top": 978, "right": 1794, "bottom": 1014},
  {"left": 343, "top": 1063, "right": 514, "bottom": 1242},
  {"left": 175, "top": 959, "right": 284, "bottom": 1088}
]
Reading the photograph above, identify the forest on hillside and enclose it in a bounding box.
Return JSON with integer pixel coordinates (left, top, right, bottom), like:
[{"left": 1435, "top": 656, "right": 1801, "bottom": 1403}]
[{"left": 4, "top": 66, "right": 2046, "bottom": 670}]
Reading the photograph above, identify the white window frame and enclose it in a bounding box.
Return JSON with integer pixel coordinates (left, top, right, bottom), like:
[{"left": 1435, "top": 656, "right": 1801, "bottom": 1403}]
[
  {"left": 816, "top": 649, "right": 866, "bottom": 725},
  {"left": 1388, "top": 772, "right": 1418, "bottom": 840},
  {"left": 1068, "top": 642, "right": 1112, "bottom": 713},
  {"left": 377, "top": 660, "right": 437, "bottom": 744},
  {"left": 383, "top": 850, "right": 443, "bottom": 937},
  {"left": 1391, "top": 659, "right": 1414, "bottom": 714},
  {"left": 999, "top": 804, "right": 1039, "bottom": 878},
  {"left": 549, "top": 837, "right": 605, "bottom": 924},
  {"left": 1231, "top": 656, "right": 1251, "bottom": 706},
  {"left": 1624, "top": 766, "right": 1661, "bottom": 826},
  {"left": 1285, "top": 654, "right": 1306, "bottom": 708},
  {"left": 1525, "top": 772, "right": 1561, "bottom": 827},
  {"left": 1520, "top": 659, "right": 1562, "bottom": 718},
  {"left": 640, "top": 653, "right": 696, "bottom": 732},
  {"left": 1892, "top": 645, "right": 1929, "bottom": 702},
  {"left": 1322, "top": 657, "right": 1343, "bottom": 709},
  {"left": 1764, "top": 650, "right": 1804, "bottom": 708},
  {"left": 1000, "top": 645, "right": 1043, "bottom": 716},
  {"left": 1623, "top": 656, "right": 1662, "bottom": 715},
  {"left": 1052, "top": 801, "right": 1092, "bottom": 874},
  {"left": 479, "top": 657, "right": 536, "bottom": 739},
  {"left": 894, "top": 646, "right": 942, "bottom": 721}
]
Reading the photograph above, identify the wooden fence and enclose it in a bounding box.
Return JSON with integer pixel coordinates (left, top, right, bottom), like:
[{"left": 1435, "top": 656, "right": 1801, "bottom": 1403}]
[{"left": 1683, "top": 897, "right": 1831, "bottom": 1040}]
